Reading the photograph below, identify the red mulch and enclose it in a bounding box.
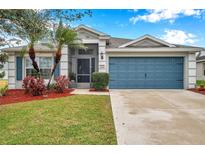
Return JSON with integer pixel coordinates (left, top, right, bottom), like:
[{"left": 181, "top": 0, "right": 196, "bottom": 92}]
[
  {"left": 188, "top": 88, "right": 205, "bottom": 95},
  {"left": 89, "top": 88, "right": 109, "bottom": 92},
  {"left": 0, "top": 89, "right": 75, "bottom": 106}
]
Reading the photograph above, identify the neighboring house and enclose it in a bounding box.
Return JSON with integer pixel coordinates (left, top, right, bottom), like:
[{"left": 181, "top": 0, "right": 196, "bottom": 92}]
[
  {"left": 3, "top": 25, "right": 204, "bottom": 89},
  {"left": 196, "top": 51, "right": 205, "bottom": 80}
]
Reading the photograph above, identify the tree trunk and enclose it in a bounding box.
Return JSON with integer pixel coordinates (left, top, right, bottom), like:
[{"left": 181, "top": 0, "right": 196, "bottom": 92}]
[
  {"left": 47, "top": 49, "right": 62, "bottom": 89},
  {"left": 28, "top": 45, "right": 40, "bottom": 73}
]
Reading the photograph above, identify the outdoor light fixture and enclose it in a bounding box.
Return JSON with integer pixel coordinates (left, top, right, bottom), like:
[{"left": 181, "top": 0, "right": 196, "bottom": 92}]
[{"left": 100, "top": 52, "right": 104, "bottom": 60}]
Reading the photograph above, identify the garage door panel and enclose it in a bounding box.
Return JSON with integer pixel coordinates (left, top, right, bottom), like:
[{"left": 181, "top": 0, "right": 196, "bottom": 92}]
[{"left": 109, "top": 57, "right": 184, "bottom": 89}]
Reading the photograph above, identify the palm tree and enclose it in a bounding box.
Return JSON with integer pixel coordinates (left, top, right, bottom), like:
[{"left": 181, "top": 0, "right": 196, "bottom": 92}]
[
  {"left": 0, "top": 10, "right": 49, "bottom": 74},
  {"left": 47, "top": 20, "right": 84, "bottom": 89}
]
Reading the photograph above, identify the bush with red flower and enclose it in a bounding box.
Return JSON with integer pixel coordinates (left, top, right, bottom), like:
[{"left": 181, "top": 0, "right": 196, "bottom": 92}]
[
  {"left": 54, "top": 75, "right": 70, "bottom": 93},
  {"left": 22, "top": 76, "right": 46, "bottom": 96}
]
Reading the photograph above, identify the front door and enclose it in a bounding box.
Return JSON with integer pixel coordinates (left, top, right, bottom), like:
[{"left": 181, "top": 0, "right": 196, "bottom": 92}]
[{"left": 77, "top": 58, "right": 91, "bottom": 88}]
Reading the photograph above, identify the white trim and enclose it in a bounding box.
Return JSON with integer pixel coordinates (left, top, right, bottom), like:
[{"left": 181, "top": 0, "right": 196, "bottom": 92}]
[
  {"left": 106, "top": 47, "right": 201, "bottom": 53},
  {"left": 75, "top": 25, "right": 109, "bottom": 37},
  {"left": 119, "top": 34, "right": 176, "bottom": 48},
  {"left": 81, "top": 39, "right": 99, "bottom": 44}
]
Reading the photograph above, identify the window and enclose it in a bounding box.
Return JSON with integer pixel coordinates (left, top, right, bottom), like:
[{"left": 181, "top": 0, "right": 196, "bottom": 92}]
[
  {"left": 39, "top": 57, "right": 52, "bottom": 79},
  {"left": 25, "top": 57, "right": 52, "bottom": 79},
  {"left": 78, "top": 49, "right": 93, "bottom": 55},
  {"left": 70, "top": 47, "right": 75, "bottom": 55},
  {"left": 25, "top": 57, "right": 39, "bottom": 77}
]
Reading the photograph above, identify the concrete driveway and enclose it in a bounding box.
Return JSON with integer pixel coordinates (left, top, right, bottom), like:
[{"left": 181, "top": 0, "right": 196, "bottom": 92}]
[{"left": 110, "top": 90, "right": 205, "bottom": 144}]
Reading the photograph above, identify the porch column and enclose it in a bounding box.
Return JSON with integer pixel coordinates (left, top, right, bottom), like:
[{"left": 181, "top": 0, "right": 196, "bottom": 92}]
[
  {"left": 187, "top": 53, "right": 196, "bottom": 88},
  {"left": 60, "top": 46, "right": 69, "bottom": 77},
  {"left": 8, "top": 53, "right": 16, "bottom": 89},
  {"left": 98, "top": 40, "right": 107, "bottom": 72}
]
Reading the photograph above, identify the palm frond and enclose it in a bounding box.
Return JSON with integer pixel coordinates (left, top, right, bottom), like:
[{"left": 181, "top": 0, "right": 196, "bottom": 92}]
[{"left": 19, "top": 46, "right": 28, "bottom": 57}]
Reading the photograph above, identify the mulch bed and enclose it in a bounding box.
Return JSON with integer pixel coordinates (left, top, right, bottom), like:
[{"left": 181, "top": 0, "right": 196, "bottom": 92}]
[
  {"left": 188, "top": 88, "right": 205, "bottom": 95},
  {"left": 0, "top": 89, "right": 75, "bottom": 106},
  {"left": 89, "top": 88, "right": 109, "bottom": 92}
]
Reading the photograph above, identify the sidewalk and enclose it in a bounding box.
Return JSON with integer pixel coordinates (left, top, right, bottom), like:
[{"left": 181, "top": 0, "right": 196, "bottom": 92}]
[{"left": 71, "top": 89, "right": 109, "bottom": 95}]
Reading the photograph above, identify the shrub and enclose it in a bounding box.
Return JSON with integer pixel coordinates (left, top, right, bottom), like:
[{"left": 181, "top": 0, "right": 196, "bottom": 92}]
[
  {"left": 196, "top": 80, "right": 205, "bottom": 87},
  {"left": 54, "top": 75, "right": 70, "bottom": 93},
  {"left": 22, "top": 76, "right": 31, "bottom": 93},
  {"left": 91, "top": 72, "right": 109, "bottom": 90},
  {"left": 22, "top": 76, "right": 46, "bottom": 96},
  {"left": 0, "top": 84, "right": 8, "bottom": 97}
]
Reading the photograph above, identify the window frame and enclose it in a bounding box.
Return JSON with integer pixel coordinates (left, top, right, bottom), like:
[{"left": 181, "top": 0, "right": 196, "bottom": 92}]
[
  {"left": 78, "top": 49, "right": 94, "bottom": 55},
  {"left": 25, "top": 56, "right": 53, "bottom": 79}
]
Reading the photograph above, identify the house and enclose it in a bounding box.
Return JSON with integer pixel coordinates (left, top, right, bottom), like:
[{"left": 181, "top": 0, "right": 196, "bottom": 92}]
[
  {"left": 196, "top": 51, "right": 205, "bottom": 80},
  {"left": 3, "top": 25, "right": 204, "bottom": 89}
]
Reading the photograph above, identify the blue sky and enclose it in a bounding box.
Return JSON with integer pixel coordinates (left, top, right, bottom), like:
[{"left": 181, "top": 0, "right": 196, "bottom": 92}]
[{"left": 70, "top": 9, "right": 205, "bottom": 47}]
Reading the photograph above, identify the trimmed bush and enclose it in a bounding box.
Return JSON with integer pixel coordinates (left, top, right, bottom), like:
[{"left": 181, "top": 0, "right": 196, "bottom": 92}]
[
  {"left": 22, "top": 76, "right": 46, "bottom": 96},
  {"left": 196, "top": 80, "right": 205, "bottom": 87},
  {"left": 91, "top": 72, "right": 109, "bottom": 90},
  {"left": 54, "top": 75, "right": 70, "bottom": 93}
]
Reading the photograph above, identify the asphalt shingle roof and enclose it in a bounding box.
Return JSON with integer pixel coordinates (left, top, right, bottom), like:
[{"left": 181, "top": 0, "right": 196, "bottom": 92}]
[{"left": 107, "top": 37, "right": 133, "bottom": 48}]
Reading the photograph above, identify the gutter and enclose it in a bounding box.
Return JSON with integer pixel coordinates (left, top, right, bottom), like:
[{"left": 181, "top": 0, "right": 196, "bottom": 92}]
[{"left": 106, "top": 47, "right": 204, "bottom": 53}]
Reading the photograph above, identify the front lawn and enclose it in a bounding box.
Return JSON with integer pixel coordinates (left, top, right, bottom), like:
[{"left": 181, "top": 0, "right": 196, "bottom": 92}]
[{"left": 0, "top": 95, "right": 116, "bottom": 144}]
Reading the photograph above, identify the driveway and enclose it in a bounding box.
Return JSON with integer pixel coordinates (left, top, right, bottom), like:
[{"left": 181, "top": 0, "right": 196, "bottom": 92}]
[{"left": 110, "top": 90, "right": 205, "bottom": 144}]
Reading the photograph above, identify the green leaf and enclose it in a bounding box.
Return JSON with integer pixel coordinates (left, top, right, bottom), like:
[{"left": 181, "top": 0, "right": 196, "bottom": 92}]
[{"left": 19, "top": 46, "right": 27, "bottom": 57}]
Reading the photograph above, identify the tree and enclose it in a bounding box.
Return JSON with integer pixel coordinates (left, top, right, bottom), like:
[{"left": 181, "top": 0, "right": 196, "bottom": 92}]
[
  {"left": 46, "top": 20, "right": 84, "bottom": 89},
  {"left": 0, "top": 9, "right": 92, "bottom": 86},
  {"left": 0, "top": 10, "right": 49, "bottom": 75},
  {"left": 0, "top": 52, "right": 8, "bottom": 78}
]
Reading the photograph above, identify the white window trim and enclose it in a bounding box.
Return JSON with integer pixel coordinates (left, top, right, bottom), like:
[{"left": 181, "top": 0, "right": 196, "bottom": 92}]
[{"left": 25, "top": 56, "right": 53, "bottom": 80}]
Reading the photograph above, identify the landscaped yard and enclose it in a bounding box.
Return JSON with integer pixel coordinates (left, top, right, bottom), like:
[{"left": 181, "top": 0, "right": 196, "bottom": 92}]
[{"left": 0, "top": 95, "right": 116, "bottom": 144}]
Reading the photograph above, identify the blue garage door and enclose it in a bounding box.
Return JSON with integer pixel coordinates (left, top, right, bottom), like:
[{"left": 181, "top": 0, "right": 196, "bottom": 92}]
[{"left": 109, "top": 57, "right": 184, "bottom": 89}]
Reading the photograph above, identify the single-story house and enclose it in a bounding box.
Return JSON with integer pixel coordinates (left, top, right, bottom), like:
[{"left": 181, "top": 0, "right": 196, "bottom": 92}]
[
  {"left": 196, "top": 51, "right": 205, "bottom": 80},
  {"left": 3, "top": 25, "right": 204, "bottom": 89}
]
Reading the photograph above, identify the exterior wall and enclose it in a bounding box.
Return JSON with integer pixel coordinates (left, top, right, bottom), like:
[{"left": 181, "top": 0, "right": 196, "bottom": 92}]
[
  {"left": 197, "top": 62, "right": 205, "bottom": 80},
  {"left": 8, "top": 53, "right": 16, "bottom": 89},
  {"left": 60, "top": 46, "right": 68, "bottom": 77},
  {"left": 187, "top": 53, "right": 197, "bottom": 88},
  {"left": 106, "top": 51, "right": 196, "bottom": 89},
  {"left": 98, "top": 40, "right": 107, "bottom": 72}
]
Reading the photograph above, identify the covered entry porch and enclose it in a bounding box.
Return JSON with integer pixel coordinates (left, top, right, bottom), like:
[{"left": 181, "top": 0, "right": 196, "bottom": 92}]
[{"left": 68, "top": 44, "right": 99, "bottom": 88}]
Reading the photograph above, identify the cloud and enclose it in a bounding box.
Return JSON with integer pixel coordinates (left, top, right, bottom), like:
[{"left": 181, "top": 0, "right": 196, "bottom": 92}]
[
  {"left": 130, "top": 9, "right": 203, "bottom": 24},
  {"left": 160, "top": 29, "right": 197, "bottom": 45}
]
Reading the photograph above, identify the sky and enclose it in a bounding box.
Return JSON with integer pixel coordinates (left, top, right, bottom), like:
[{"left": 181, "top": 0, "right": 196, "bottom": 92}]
[
  {"left": 1, "top": 9, "right": 205, "bottom": 48},
  {"left": 70, "top": 9, "right": 205, "bottom": 47}
]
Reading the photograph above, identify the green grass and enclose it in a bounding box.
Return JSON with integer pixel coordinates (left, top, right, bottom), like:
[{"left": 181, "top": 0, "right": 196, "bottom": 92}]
[{"left": 0, "top": 95, "right": 116, "bottom": 144}]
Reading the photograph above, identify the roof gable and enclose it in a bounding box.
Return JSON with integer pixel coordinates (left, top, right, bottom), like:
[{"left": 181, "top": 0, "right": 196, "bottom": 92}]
[
  {"left": 77, "top": 28, "right": 99, "bottom": 39},
  {"left": 75, "top": 25, "right": 109, "bottom": 36},
  {"left": 119, "top": 34, "right": 176, "bottom": 48}
]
